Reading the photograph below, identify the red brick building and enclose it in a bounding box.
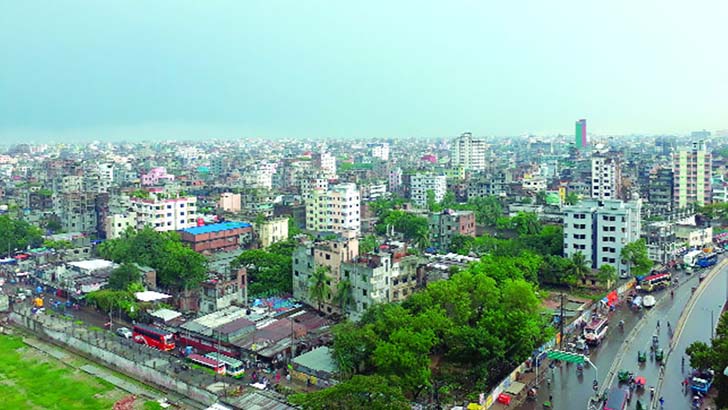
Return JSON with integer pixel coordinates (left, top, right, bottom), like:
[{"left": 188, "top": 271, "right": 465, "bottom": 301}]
[{"left": 179, "top": 222, "right": 253, "bottom": 253}]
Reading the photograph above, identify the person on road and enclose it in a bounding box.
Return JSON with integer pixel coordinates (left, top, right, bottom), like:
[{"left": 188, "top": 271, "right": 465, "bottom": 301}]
[
  {"left": 650, "top": 386, "right": 655, "bottom": 399},
  {"left": 657, "top": 320, "right": 661, "bottom": 330},
  {"left": 671, "top": 289, "right": 674, "bottom": 298},
  {"left": 619, "top": 319, "right": 625, "bottom": 330},
  {"left": 659, "top": 396, "right": 664, "bottom": 408}
]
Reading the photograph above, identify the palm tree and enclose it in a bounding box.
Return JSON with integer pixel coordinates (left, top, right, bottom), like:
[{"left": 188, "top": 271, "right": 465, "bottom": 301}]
[
  {"left": 334, "top": 279, "right": 354, "bottom": 313},
  {"left": 309, "top": 266, "right": 331, "bottom": 312},
  {"left": 597, "top": 264, "right": 618, "bottom": 289},
  {"left": 567, "top": 251, "right": 592, "bottom": 284},
  {"left": 414, "top": 227, "right": 431, "bottom": 251}
]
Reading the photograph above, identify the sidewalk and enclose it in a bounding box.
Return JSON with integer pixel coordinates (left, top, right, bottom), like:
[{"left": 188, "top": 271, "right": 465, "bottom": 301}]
[{"left": 490, "top": 358, "right": 553, "bottom": 410}]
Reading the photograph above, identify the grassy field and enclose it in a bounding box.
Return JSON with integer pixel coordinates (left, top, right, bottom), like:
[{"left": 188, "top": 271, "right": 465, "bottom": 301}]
[{"left": 0, "top": 333, "right": 149, "bottom": 409}]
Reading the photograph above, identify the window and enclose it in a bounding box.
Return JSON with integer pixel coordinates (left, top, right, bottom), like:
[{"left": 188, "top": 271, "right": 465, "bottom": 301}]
[
  {"left": 362, "top": 289, "right": 367, "bottom": 296},
  {"left": 325, "top": 254, "right": 331, "bottom": 260}
]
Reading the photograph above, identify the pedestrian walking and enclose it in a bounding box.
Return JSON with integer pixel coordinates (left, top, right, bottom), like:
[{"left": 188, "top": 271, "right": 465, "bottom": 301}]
[{"left": 547, "top": 377, "right": 551, "bottom": 388}]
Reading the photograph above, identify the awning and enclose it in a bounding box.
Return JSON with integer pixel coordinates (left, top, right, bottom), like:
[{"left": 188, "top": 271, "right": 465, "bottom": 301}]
[{"left": 505, "top": 381, "right": 526, "bottom": 396}]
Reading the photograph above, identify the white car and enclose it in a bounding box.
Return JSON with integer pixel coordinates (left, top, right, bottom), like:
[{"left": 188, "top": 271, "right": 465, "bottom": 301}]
[
  {"left": 642, "top": 295, "right": 656, "bottom": 308},
  {"left": 116, "top": 327, "right": 133, "bottom": 339}
]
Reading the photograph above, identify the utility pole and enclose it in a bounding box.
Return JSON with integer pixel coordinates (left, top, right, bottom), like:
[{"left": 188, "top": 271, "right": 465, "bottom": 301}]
[{"left": 559, "top": 292, "right": 565, "bottom": 350}]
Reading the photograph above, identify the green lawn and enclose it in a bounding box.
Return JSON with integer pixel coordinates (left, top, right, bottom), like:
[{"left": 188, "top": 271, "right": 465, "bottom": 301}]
[{"left": 0, "top": 334, "right": 119, "bottom": 409}]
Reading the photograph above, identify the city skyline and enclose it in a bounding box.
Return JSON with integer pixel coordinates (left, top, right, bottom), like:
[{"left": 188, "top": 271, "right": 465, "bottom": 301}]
[{"left": 3, "top": 1, "right": 728, "bottom": 142}]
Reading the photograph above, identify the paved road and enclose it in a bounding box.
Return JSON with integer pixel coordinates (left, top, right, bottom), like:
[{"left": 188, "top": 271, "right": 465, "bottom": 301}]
[
  {"left": 517, "top": 267, "right": 708, "bottom": 410},
  {"left": 659, "top": 264, "right": 728, "bottom": 409}
]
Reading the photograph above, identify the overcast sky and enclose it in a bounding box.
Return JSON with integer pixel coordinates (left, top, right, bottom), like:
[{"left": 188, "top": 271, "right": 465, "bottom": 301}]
[{"left": 2, "top": 1, "right": 728, "bottom": 142}]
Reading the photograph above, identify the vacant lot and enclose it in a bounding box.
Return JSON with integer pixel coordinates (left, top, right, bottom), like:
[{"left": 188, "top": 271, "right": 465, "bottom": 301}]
[{"left": 0, "top": 334, "right": 151, "bottom": 409}]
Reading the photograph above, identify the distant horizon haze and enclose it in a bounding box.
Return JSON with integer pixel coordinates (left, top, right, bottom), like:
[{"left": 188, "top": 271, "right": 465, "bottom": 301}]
[{"left": 2, "top": 1, "right": 728, "bottom": 142}]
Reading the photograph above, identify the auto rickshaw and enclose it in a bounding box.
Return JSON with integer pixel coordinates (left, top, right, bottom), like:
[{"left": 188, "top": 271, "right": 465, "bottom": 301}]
[
  {"left": 638, "top": 351, "right": 647, "bottom": 363},
  {"left": 618, "top": 370, "right": 634, "bottom": 383},
  {"left": 651, "top": 334, "right": 659, "bottom": 350},
  {"left": 655, "top": 348, "right": 664, "bottom": 363}
]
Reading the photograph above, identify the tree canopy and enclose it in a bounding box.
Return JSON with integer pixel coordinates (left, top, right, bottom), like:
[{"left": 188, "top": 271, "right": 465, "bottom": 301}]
[
  {"left": 0, "top": 215, "right": 43, "bottom": 256},
  {"left": 98, "top": 227, "right": 207, "bottom": 290},
  {"left": 288, "top": 375, "right": 410, "bottom": 410},
  {"left": 621, "top": 239, "right": 653, "bottom": 277},
  {"left": 108, "top": 263, "right": 142, "bottom": 291},
  {"left": 685, "top": 311, "right": 728, "bottom": 408},
  {"left": 327, "top": 253, "right": 552, "bottom": 402},
  {"left": 231, "top": 239, "right": 295, "bottom": 297}
]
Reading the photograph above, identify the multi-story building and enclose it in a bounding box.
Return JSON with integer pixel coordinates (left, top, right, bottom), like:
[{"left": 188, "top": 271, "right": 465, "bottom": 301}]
[
  {"left": 292, "top": 233, "right": 359, "bottom": 315},
  {"left": 647, "top": 167, "right": 674, "bottom": 212},
  {"left": 218, "top": 192, "right": 242, "bottom": 213},
  {"left": 428, "top": 209, "right": 476, "bottom": 250},
  {"left": 451, "top": 132, "right": 487, "bottom": 171},
  {"left": 130, "top": 194, "right": 197, "bottom": 232},
  {"left": 180, "top": 222, "right": 253, "bottom": 253},
  {"left": 575, "top": 119, "right": 587, "bottom": 149},
  {"left": 410, "top": 173, "right": 447, "bottom": 208},
  {"left": 591, "top": 155, "right": 621, "bottom": 200},
  {"left": 388, "top": 167, "right": 402, "bottom": 195},
  {"left": 563, "top": 198, "right": 642, "bottom": 276},
  {"left": 257, "top": 217, "right": 289, "bottom": 248},
  {"left": 141, "top": 167, "right": 175, "bottom": 186},
  {"left": 644, "top": 221, "right": 680, "bottom": 265},
  {"left": 674, "top": 141, "right": 712, "bottom": 208},
  {"left": 368, "top": 143, "right": 390, "bottom": 161},
  {"left": 305, "top": 183, "right": 360, "bottom": 234},
  {"left": 313, "top": 152, "right": 337, "bottom": 178},
  {"left": 359, "top": 181, "right": 388, "bottom": 202},
  {"left": 105, "top": 212, "right": 137, "bottom": 239},
  {"left": 467, "top": 172, "right": 509, "bottom": 199},
  {"left": 53, "top": 192, "right": 99, "bottom": 234}
]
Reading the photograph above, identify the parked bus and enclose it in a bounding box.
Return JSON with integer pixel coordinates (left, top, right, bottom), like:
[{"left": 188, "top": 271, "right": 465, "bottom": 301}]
[
  {"left": 187, "top": 353, "right": 226, "bottom": 375},
  {"left": 205, "top": 352, "right": 245, "bottom": 378},
  {"left": 639, "top": 272, "right": 671, "bottom": 292},
  {"left": 584, "top": 317, "right": 609, "bottom": 345},
  {"left": 697, "top": 253, "right": 718, "bottom": 269},
  {"left": 132, "top": 324, "right": 176, "bottom": 351}
]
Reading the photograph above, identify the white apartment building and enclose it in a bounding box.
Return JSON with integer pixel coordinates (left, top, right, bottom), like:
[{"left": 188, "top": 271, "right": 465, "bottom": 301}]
[
  {"left": 306, "top": 183, "right": 360, "bottom": 234},
  {"left": 244, "top": 167, "right": 273, "bottom": 190},
  {"left": 451, "top": 132, "right": 487, "bottom": 171},
  {"left": 591, "top": 156, "right": 620, "bottom": 200},
  {"left": 315, "top": 152, "right": 337, "bottom": 178},
  {"left": 563, "top": 198, "right": 642, "bottom": 276},
  {"left": 388, "top": 167, "right": 402, "bottom": 194},
  {"left": 410, "top": 174, "right": 447, "bottom": 208},
  {"left": 105, "top": 212, "right": 137, "bottom": 239},
  {"left": 674, "top": 141, "right": 712, "bottom": 208},
  {"left": 131, "top": 195, "right": 197, "bottom": 232},
  {"left": 369, "top": 143, "right": 390, "bottom": 161},
  {"left": 522, "top": 175, "right": 547, "bottom": 192}
]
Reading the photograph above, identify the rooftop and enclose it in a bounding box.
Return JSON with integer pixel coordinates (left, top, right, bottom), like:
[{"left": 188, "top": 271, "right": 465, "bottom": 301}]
[
  {"left": 68, "top": 259, "right": 116, "bottom": 272},
  {"left": 181, "top": 221, "right": 252, "bottom": 235},
  {"left": 292, "top": 346, "right": 337, "bottom": 374}
]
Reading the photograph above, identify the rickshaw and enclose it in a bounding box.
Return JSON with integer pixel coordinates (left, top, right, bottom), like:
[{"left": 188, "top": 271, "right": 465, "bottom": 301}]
[
  {"left": 636, "top": 399, "right": 645, "bottom": 410},
  {"left": 655, "top": 348, "right": 664, "bottom": 363},
  {"left": 638, "top": 351, "right": 647, "bottom": 363},
  {"left": 651, "top": 334, "right": 659, "bottom": 350},
  {"left": 634, "top": 376, "right": 646, "bottom": 390},
  {"left": 618, "top": 370, "right": 634, "bottom": 383}
]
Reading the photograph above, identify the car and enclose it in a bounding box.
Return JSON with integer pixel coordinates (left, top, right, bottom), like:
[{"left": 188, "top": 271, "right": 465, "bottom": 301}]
[
  {"left": 116, "top": 327, "right": 133, "bottom": 339},
  {"left": 642, "top": 295, "right": 656, "bottom": 308}
]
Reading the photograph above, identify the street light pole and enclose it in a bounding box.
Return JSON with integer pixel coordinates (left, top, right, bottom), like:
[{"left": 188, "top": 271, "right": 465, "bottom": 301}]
[{"left": 559, "top": 292, "right": 565, "bottom": 350}]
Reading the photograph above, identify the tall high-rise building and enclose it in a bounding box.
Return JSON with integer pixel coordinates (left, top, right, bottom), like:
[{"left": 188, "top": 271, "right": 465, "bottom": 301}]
[
  {"left": 674, "top": 141, "right": 712, "bottom": 208},
  {"left": 563, "top": 198, "right": 642, "bottom": 276},
  {"left": 591, "top": 155, "right": 621, "bottom": 200},
  {"left": 410, "top": 173, "right": 447, "bottom": 208},
  {"left": 575, "top": 119, "right": 587, "bottom": 149},
  {"left": 305, "top": 183, "right": 360, "bottom": 234},
  {"left": 451, "top": 132, "right": 487, "bottom": 171}
]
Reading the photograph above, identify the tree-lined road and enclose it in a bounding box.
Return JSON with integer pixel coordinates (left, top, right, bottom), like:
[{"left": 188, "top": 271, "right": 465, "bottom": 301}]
[{"left": 517, "top": 265, "right": 713, "bottom": 410}]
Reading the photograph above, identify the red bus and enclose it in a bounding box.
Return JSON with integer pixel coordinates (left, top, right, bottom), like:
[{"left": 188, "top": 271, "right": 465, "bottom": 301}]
[
  {"left": 187, "top": 353, "right": 226, "bottom": 375},
  {"left": 132, "top": 324, "right": 175, "bottom": 351}
]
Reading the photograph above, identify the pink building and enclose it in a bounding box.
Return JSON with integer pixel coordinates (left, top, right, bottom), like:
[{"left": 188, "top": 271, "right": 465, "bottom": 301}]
[{"left": 141, "top": 167, "right": 175, "bottom": 186}]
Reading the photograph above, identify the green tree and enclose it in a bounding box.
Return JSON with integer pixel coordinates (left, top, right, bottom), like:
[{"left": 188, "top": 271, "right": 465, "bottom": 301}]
[
  {"left": 376, "top": 210, "right": 429, "bottom": 241},
  {"left": 566, "top": 251, "right": 592, "bottom": 282},
  {"left": 564, "top": 192, "right": 579, "bottom": 205},
  {"left": 359, "top": 234, "right": 378, "bottom": 255},
  {"left": 426, "top": 190, "right": 442, "bottom": 212},
  {"left": 108, "top": 263, "right": 142, "bottom": 291},
  {"left": 465, "top": 196, "right": 502, "bottom": 226},
  {"left": 288, "top": 375, "right": 409, "bottom": 410},
  {"left": 98, "top": 227, "right": 207, "bottom": 291},
  {"left": 685, "top": 341, "right": 713, "bottom": 371},
  {"left": 232, "top": 249, "right": 292, "bottom": 296},
  {"left": 511, "top": 212, "right": 541, "bottom": 235},
  {"left": 42, "top": 239, "right": 73, "bottom": 250},
  {"left": 441, "top": 191, "right": 457, "bottom": 209},
  {"left": 0, "top": 215, "right": 43, "bottom": 256},
  {"left": 288, "top": 217, "right": 302, "bottom": 238},
  {"left": 334, "top": 280, "right": 354, "bottom": 312},
  {"left": 449, "top": 234, "right": 475, "bottom": 255},
  {"left": 597, "top": 264, "right": 618, "bottom": 287},
  {"left": 309, "top": 266, "right": 331, "bottom": 311},
  {"left": 413, "top": 227, "right": 431, "bottom": 251},
  {"left": 621, "top": 239, "right": 653, "bottom": 277}
]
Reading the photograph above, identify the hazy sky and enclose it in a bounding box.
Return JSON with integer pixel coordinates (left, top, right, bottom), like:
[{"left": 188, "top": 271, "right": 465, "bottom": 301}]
[{"left": 2, "top": 1, "right": 728, "bottom": 142}]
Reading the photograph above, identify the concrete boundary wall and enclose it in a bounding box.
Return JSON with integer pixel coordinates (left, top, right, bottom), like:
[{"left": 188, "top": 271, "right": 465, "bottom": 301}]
[{"left": 9, "top": 311, "right": 217, "bottom": 408}]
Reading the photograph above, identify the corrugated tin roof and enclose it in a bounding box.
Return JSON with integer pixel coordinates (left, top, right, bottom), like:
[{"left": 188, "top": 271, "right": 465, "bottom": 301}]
[{"left": 292, "top": 346, "right": 337, "bottom": 374}]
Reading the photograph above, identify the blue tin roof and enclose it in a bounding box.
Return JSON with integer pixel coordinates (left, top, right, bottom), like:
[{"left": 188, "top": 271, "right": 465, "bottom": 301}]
[{"left": 181, "top": 221, "right": 251, "bottom": 235}]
